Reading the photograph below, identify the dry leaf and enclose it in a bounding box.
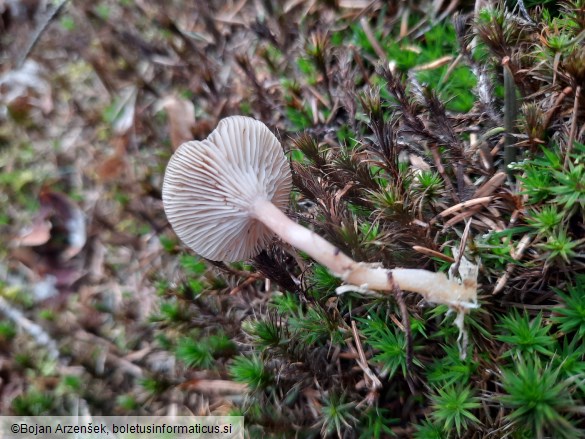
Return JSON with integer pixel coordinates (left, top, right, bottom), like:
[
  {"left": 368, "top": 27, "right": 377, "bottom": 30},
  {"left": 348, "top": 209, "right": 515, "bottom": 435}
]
[
  {"left": 15, "top": 189, "right": 87, "bottom": 260},
  {"left": 112, "top": 86, "right": 137, "bottom": 134},
  {"left": 96, "top": 154, "right": 126, "bottom": 182},
  {"left": 180, "top": 379, "right": 248, "bottom": 395},
  {"left": 161, "top": 95, "right": 195, "bottom": 149},
  {"left": 0, "top": 59, "right": 53, "bottom": 115},
  {"left": 16, "top": 219, "right": 52, "bottom": 246},
  {"left": 96, "top": 135, "right": 129, "bottom": 182}
]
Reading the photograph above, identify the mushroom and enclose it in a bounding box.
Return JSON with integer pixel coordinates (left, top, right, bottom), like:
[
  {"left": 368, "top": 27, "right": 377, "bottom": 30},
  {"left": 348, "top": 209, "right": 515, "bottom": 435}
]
[{"left": 162, "top": 116, "right": 477, "bottom": 309}]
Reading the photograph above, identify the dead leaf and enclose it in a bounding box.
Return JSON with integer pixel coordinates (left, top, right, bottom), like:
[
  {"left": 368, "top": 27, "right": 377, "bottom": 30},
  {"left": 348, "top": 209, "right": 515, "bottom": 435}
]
[
  {"left": 161, "top": 95, "right": 195, "bottom": 149},
  {"left": 409, "top": 154, "right": 431, "bottom": 171},
  {"left": 16, "top": 219, "right": 52, "bottom": 246},
  {"left": 15, "top": 189, "right": 87, "bottom": 261},
  {"left": 40, "top": 190, "right": 86, "bottom": 260},
  {"left": 112, "top": 86, "right": 137, "bottom": 134},
  {"left": 0, "top": 59, "right": 52, "bottom": 115},
  {"left": 180, "top": 379, "right": 248, "bottom": 395},
  {"left": 96, "top": 154, "right": 126, "bottom": 182},
  {"left": 96, "top": 135, "right": 129, "bottom": 182},
  {"left": 191, "top": 117, "right": 215, "bottom": 140}
]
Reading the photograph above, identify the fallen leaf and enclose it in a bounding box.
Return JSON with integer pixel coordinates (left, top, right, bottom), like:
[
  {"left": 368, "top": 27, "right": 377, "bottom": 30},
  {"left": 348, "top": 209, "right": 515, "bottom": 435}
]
[
  {"left": 96, "top": 135, "right": 129, "bottom": 182},
  {"left": 15, "top": 189, "right": 87, "bottom": 261},
  {"left": 15, "top": 219, "right": 52, "bottom": 246},
  {"left": 161, "top": 95, "right": 195, "bottom": 149},
  {"left": 180, "top": 379, "right": 248, "bottom": 395},
  {"left": 112, "top": 86, "right": 137, "bottom": 134},
  {"left": 0, "top": 59, "right": 53, "bottom": 115}
]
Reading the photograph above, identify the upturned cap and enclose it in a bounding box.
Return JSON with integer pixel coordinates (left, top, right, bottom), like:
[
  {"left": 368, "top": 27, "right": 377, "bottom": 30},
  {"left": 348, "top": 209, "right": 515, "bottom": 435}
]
[{"left": 162, "top": 116, "right": 292, "bottom": 261}]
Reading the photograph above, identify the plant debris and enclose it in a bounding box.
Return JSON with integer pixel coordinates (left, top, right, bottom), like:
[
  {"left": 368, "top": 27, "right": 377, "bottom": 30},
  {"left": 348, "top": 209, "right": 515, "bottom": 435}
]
[{"left": 1, "top": 0, "right": 584, "bottom": 437}]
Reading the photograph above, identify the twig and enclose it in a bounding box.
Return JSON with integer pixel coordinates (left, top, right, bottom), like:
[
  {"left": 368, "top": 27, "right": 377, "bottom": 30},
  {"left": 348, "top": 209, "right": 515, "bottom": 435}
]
[
  {"left": 436, "top": 0, "right": 460, "bottom": 23},
  {"left": 515, "top": 0, "right": 534, "bottom": 23},
  {"left": 475, "top": 171, "right": 507, "bottom": 198},
  {"left": 431, "top": 172, "right": 504, "bottom": 229},
  {"left": 438, "top": 196, "right": 493, "bottom": 218},
  {"left": 450, "top": 219, "right": 472, "bottom": 277},
  {"left": 542, "top": 86, "right": 572, "bottom": 129},
  {"left": 493, "top": 234, "right": 532, "bottom": 295},
  {"left": 438, "top": 53, "right": 462, "bottom": 84},
  {"left": 349, "top": 320, "right": 382, "bottom": 407},
  {"left": 359, "top": 17, "right": 387, "bottom": 62},
  {"left": 17, "top": 0, "right": 70, "bottom": 68},
  {"left": 0, "top": 296, "right": 60, "bottom": 360},
  {"left": 229, "top": 275, "right": 263, "bottom": 296},
  {"left": 208, "top": 260, "right": 262, "bottom": 279},
  {"left": 74, "top": 329, "right": 144, "bottom": 378},
  {"left": 393, "top": 280, "right": 416, "bottom": 394},
  {"left": 565, "top": 85, "right": 581, "bottom": 169},
  {"left": 503, "top": 57, "right": 518, "bottom": 181},
  {"left": 179, "top": 379, "right": 248, "bottom": 395},
  {"left": 412, "top": 246, "right": 455, "bottom": 263},
  {"left": 430, "top": 145, "right": 460, "bottom": 203},
  {"left": 412, "top": 55, "right": 454, "bottom": 72}
]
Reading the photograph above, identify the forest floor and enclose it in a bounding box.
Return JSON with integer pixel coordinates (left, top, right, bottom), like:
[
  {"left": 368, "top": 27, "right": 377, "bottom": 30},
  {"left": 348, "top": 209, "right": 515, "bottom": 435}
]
[{"left": 1, "top": 1, "right": 584, "bottom": 438}]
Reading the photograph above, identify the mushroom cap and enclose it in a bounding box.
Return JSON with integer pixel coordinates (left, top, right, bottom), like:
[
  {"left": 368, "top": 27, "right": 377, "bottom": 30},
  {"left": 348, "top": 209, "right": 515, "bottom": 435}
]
[{"left": 162, "top": 116, "right": 292, "bottom": 261}]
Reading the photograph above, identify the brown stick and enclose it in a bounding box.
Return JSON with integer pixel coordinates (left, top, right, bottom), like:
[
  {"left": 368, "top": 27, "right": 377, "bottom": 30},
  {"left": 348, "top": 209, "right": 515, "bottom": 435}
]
[{"left": 565, "top": 85, "right": 581, "bottom": 169}]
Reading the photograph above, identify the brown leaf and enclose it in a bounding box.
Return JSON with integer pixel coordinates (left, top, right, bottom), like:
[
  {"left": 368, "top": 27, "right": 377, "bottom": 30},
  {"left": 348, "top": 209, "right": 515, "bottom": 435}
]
[
  {"left": 112, "top": 86, "right": 137, "bottom": 134},
  {"left": 161, "top": 95, "right": 195, "bottom": 149},
  {"left": 96, "top": 135, "right": 129, "bottom": 182},
  {"left": 96, "top": 154, "right": 126, "bottom": 182},
  {"left": 15, "top": 189, "right": 87, "bottom": 261},
  {"left": 180, "top": 379, "right": 248, "bottom": 395},
  {"left": 40, "top": 190, "right": 86, "bottom": 260},
  {"left": 191, "top": 118, "right": 215, "bottom": 140},
  {"left": 0, "top": 60, "right": 53, "bottom": 114},
  {"left": 16, "top": 219, "right": 52, "bottom": 246}
]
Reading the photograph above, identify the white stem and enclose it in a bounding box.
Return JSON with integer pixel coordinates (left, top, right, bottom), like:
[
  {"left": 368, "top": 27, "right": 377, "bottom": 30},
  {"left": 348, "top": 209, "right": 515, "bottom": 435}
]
[{"left": 251, "top": 199, "right": 477, "bottom": 307}]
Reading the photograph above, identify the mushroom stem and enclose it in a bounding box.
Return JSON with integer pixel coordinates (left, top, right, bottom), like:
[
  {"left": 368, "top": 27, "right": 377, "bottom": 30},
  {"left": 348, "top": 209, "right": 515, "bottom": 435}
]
[{"left": 251, "top": 199, "right": 477, "bottom": 307}]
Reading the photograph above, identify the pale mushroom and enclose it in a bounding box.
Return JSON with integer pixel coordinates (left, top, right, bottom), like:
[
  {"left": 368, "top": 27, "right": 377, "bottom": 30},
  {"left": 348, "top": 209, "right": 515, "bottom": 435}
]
[{"left": 162, "top": 116, "right": 478, "bottom": 309}]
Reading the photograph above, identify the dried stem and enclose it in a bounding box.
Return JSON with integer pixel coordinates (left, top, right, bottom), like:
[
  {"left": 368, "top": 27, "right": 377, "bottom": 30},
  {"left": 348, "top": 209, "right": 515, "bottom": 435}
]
[
  {"left": 0, "top": 296, "right": 60, "bottom": 360},
  {"left": 503, "top": 59, "right": 518, "bottom": 181},
  {"left": 17, "top": 0, "right": 70, "bottom": 68},
  {"left": 565, "top": 85, "right": 581, "bottom": 169}
]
